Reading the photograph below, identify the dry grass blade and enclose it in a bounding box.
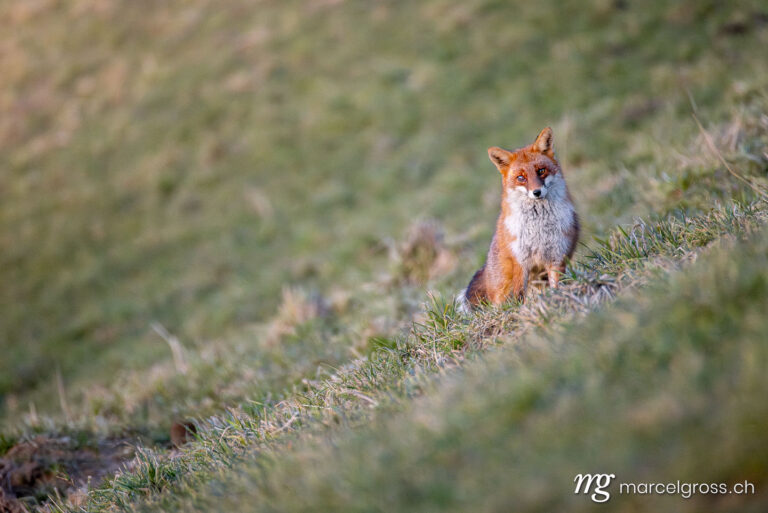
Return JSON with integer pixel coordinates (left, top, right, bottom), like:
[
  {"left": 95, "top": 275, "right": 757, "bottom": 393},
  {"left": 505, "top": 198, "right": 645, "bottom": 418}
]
[
  {"left": 692, "top": 112, "right": 768, "bottom": 200},
  {"left": 151, "top": 322, "right": 188, "bottom": 375}
]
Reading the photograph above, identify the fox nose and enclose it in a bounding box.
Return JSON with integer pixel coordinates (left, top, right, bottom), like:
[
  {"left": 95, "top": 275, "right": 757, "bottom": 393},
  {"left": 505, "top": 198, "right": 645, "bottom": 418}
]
[{"left": 532, "top": 189, "right": 542, "bottom": 198}]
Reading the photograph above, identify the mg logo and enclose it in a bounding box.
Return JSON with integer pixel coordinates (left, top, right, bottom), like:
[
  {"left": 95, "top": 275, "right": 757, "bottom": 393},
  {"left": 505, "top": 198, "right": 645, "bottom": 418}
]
[{"left": 574, "top": 473, "right": 616, "bottom": 503}]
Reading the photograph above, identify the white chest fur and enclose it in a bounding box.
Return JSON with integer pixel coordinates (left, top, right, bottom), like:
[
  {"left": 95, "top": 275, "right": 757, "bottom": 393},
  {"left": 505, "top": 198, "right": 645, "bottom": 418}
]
[{"left": 503, "top": 175, "right": 575, "bottom": 269}]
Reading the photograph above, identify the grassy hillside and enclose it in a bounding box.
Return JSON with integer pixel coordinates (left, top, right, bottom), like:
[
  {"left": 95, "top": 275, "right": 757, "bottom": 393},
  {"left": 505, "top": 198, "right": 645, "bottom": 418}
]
[
  {"left": 91, "top": 202, "right": 768, "bottom": 513},
  {"left": 0, "top": 0, "right": 767, "bottom": 511},
  {"left": 2, "top": 0, "right": 767, "bottom": 420}
]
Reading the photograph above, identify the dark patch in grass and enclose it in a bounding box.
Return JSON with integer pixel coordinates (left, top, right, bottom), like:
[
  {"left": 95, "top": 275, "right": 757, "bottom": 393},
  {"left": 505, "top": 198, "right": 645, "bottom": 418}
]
[{"left": 0, "top": 436, "right": 134, "bottom": 512}]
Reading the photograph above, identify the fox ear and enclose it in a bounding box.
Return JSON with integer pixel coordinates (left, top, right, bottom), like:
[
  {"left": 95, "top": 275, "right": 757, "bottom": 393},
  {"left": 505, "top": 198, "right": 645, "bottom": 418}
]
[
  {"left": 533, "top": 127, "right": 554, "bottom": 156},
  {"left": 488, "top": 147, "right": 511, "bottom": 172}
]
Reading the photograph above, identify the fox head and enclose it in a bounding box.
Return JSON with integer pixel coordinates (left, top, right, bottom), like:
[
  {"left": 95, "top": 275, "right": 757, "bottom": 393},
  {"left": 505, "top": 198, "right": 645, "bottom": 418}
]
[{"left": 488, "top": 127, "right": 565, "bottom": 202}]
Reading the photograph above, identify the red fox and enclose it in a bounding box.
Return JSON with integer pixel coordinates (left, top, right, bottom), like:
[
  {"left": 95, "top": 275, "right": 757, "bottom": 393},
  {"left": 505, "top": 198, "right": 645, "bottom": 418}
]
[{"left": 458, "top": 127, "right": 579, "bottom": 311}]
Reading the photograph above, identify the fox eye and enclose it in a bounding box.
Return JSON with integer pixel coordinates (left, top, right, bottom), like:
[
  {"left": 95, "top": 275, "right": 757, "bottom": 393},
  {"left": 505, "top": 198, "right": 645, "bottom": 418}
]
[
  {"left": 516, "top": 175, "right": 526, "bottom": 183},
  {"left": 537, "top": 168, "right": 546, "bottom": 176}
]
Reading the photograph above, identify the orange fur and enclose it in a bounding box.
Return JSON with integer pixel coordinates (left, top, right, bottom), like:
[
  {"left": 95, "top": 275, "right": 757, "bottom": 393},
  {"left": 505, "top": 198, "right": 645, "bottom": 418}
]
[{"left": 464, "top": 128, "right": 579, "bottom": 308}]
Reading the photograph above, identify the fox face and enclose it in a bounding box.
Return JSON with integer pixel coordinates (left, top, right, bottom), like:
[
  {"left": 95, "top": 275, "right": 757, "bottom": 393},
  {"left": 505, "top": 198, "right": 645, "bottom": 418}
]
[{"left": 488, "top": 127, "right": 565, "bottom": 201}]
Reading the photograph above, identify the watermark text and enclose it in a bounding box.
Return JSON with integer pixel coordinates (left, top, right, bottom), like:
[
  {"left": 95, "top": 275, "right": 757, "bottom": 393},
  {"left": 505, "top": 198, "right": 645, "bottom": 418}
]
[{"left": 574, "top": 474, "right": 755, "bottom": 503}]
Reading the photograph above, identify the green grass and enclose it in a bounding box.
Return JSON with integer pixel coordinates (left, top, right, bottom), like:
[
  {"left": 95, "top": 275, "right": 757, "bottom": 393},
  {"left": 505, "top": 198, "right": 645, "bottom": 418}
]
[
  {"left": 67, "top": 199, "right": 768, "bottom": 512},
  {"left": 1, "top": 0, "right": 767, "bottom": 512},
  {"left": 200, "top": 216, "right": 768, "bottom": 513},
  {"left": 2, "top": 0, "right": 767, "bottom": 421}
]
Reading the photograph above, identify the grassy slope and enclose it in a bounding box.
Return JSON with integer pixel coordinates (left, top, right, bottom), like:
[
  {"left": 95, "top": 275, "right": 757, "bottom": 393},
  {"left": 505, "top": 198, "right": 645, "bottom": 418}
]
[
  {"left": 0, "top": 0, "right": 767, "bottom": 512},
  {"left": 222, "top": 211, "right": 768, "bottom": 513},
  {"left": 2, "top": 0, "right": 767, "bottom": 423},
  {"left": 64, "top": 195, "right": 765, "bottom": 512}
]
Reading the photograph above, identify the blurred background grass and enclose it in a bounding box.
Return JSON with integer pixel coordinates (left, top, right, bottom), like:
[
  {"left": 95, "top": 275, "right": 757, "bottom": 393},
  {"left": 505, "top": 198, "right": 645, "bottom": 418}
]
[{"left": 1, "top": 0, "right": 767, "bottom": 428}]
